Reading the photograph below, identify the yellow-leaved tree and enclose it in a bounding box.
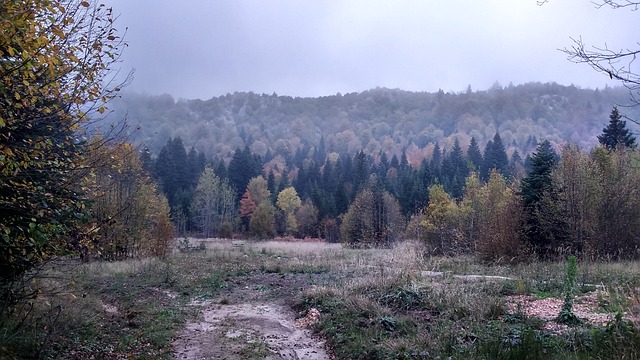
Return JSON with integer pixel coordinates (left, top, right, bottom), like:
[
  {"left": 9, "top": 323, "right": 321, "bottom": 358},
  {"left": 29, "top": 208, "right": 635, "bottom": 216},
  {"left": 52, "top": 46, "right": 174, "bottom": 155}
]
[
  {"left": 0, "top": 0, "right": 129, "bottom": 315},
  {"left": 277, "top": 187, "right": 302, "bottom": 235}
]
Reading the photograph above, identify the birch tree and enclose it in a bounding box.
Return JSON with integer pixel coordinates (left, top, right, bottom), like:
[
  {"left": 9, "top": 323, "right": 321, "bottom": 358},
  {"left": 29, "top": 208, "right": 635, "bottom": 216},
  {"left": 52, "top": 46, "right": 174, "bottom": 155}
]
[{"left": 190, "top": 167, "right": 236, "bottom": 237}]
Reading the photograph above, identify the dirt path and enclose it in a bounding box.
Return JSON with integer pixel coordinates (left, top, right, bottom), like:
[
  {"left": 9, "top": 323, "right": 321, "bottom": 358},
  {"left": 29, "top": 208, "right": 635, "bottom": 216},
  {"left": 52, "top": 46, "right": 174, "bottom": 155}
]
[
  {"left": 173, "top": 302, "right": 329, "bottom": 359},
  {"left": 172, "top": 270, "right": 332, "bottom": 359}
]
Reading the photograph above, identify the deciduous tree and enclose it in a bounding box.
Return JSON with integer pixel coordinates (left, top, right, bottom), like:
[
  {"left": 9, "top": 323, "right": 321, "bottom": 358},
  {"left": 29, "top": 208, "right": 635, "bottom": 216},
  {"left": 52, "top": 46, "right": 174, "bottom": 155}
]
[
  {"left": 190, "top": 167, "right": 236, "bottom": 237},
  {"left": 0, "top": 0, "right": 128, "bottom": 299},
  {"left": 419, "top": 185, "right": 464, "bottom": 255},
  {"left": 277, "top": 187, "right": 302, "bottom": 234},
  {"left": 341, "top": 186, "right": 404, "bottom": 248}
]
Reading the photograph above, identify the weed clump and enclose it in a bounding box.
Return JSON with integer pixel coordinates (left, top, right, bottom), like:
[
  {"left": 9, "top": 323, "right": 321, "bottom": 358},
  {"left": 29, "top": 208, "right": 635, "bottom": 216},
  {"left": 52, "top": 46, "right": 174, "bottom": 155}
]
[{"left": 556, "top": 255, "right": 582, "bottom": 326}]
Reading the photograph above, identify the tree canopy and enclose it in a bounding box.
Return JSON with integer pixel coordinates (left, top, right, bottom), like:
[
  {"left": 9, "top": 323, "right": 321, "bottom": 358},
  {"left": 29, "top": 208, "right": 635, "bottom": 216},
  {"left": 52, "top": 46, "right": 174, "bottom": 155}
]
[{"left": 1, "top": 0, "right": 127, "bottom": 284}]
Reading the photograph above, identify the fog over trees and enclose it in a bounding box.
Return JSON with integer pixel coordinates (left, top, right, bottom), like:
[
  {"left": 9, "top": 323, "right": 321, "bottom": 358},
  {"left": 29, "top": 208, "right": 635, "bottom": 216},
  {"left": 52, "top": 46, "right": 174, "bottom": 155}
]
[{"left": 107, "top": 83, "right": 639, "bottom": 164}]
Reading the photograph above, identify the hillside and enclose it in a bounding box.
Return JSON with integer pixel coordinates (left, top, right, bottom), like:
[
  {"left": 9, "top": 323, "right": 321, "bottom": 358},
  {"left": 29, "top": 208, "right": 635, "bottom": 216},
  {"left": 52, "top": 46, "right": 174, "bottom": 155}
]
[{"left": 104, "top": 82, "right": 639, "bottom": 163}]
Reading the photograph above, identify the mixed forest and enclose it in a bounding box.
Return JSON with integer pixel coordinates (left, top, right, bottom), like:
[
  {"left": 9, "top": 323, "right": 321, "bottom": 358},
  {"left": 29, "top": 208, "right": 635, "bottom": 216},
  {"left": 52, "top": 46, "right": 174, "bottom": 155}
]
[
  {"left": 4, "top": 0, "right": 640, "bottom": 358},
  {"left": 141, "top": 102, "right": 640, "bottom": 260}
]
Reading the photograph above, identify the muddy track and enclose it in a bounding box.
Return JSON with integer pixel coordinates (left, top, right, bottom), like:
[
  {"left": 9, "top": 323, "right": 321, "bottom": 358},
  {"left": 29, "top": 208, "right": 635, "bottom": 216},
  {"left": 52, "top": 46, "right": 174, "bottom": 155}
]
[
  {"left": 173, "top": 303, "right": 329, "bottom": 359},
  {"left": 172, "top": 272, "right": 332, "bottom": 359}
]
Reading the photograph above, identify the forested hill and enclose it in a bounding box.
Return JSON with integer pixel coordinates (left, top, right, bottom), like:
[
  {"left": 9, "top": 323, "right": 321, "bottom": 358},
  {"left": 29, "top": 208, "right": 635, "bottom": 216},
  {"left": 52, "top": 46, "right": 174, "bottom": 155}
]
[{"left": 106, "top": 82, "right": 639, "bottom": 162}]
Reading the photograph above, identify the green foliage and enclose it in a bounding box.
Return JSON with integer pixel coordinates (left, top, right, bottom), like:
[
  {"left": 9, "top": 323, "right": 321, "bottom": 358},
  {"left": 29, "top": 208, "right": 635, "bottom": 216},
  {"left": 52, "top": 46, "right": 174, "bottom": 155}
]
[
  {"left": 419, "top": 184, "right": 466, "bottom": 255},
  {"left": 276, "top": 187, "right": 302, "bottom": 235},
  {"left": 295, "top": 200, "right": 319, "bottom": 238},
  {"left": 341, "top": 186, "right": 405, "bottom": 248},
  {"left": 482, "top": 132, "right": 510, "bottom": 181},
  {"left": 190, "top": 166, "right": 236, "bottom": 237},
  {"left": 589, "top": 148, "right": 640, "bottom": 258},
  {"left": 228, "top": 146, "right": 262, "bottom": 201},
  {"left": 556, "top": 256, "right": 582, "bottom": 326},
  {"left": 467, "top": 136, "right": 483, "bottom": 171},
  {"left": 0, "top": 0, "right": 127, "bottom": 321},
  {"left": 521, "top": 140, "right": 566, "bottom": 257},
  {"left": 89, "top": 142, "right": 174, "bottom": 260},
  {"left": 472, "top": 171, "right": 527, "bottom": 262},
  {"left": 249, "top": 200, "right": 277, "bottom": 238}
]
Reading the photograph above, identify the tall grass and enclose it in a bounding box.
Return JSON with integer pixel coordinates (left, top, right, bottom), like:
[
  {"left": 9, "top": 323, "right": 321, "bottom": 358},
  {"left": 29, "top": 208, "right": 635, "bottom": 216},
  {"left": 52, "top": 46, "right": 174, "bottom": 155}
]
[{"left": 4, "top": 239, "right": 640, "bottom": 358}]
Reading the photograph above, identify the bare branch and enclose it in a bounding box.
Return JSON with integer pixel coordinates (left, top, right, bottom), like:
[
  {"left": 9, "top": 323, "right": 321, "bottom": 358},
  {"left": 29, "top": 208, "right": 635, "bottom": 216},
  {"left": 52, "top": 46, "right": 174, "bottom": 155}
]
[
  {"left": 561, "top": 37, "right": 640, "bottom": 106},
  {"left": 593, "top": 0, "right": 640, "bottom": 10}
]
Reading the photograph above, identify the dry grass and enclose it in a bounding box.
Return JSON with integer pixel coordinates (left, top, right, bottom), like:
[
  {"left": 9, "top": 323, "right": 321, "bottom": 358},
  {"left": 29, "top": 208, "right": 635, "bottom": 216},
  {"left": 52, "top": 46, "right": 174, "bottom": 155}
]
[{"left": 6, "top": 239, "right": 640, "bottom": 359}]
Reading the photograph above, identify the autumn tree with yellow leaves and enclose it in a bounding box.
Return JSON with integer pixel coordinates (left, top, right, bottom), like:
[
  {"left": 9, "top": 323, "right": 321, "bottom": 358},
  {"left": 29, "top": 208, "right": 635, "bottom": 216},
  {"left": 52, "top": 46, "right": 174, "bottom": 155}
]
[{"left": 0, "top": 0, "right": 129, "bottom": 316}]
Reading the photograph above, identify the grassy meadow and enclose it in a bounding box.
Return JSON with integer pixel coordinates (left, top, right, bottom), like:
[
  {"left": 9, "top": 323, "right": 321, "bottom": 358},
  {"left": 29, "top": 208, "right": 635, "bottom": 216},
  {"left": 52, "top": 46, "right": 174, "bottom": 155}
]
[{"left": 3, "top": 239, "right": 640, "bottom": 359}]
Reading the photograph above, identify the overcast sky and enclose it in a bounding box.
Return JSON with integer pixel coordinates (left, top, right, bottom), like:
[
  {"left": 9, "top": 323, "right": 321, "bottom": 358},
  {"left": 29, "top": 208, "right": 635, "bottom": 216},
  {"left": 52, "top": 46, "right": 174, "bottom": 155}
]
[{"left": 105, "top": 0, "right": 638, "bottom": 100}]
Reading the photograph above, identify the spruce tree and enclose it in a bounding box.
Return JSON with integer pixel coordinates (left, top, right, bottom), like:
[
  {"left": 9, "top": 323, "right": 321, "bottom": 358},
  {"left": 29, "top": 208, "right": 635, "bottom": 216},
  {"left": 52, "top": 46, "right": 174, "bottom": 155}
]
[
  {"left": 482, "top": 132, "right": 509, "bottom": 181},
  {"left": 448, "top": 138, "right": 468, "bottom": 199},
  {"left": 228, "top": 146, "right": 262, "bottom": 201},
  {"left": 598, "top": 106, "right": 636, "bottom": 150},
  {"left": 431, "top": 143, "right": 442, "bottom": 181},
  {"left": 154, "top": 137, "right": 191, "bottom": 210},
  {"left": 467, "top": 137, "right": 483, "bottom": 171},
  {"left": 520, "top": 140, "right": 566, "bottom": 257}
]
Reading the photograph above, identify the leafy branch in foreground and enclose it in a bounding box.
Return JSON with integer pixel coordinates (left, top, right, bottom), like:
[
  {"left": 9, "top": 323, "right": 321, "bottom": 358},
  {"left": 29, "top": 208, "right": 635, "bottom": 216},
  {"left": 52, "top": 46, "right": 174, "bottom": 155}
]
[{"left": 0, "top": 0, "right": 131, "bottom": 336}]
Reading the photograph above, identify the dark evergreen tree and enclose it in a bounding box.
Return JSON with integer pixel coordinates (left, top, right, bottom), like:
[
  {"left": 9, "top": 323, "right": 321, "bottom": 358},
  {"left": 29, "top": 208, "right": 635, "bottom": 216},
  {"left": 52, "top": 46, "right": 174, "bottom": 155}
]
[
  {"left": 314, "top": 136, "right": 326, "bottom": 164},
  {"left": 353, "top": 150, "right": 370, "bottom": 197},
  {"left": 322, "top": 159, "right": 338, "bottom": 194},
  {"left": 520, "top": 140, "right": 567, "bottom": 257},
  {"left": 467, "top": 137, "right": 483, "bottom": 171},
  {"left": 399, "top": 149, "right": 409, "bottom": 173},
  {"left": 511, "top": 149, "right": 522, "bottom": 165},
  {"left": 213, "top": 157, "right": 228, "bottom": 180},
  {"left": 524, "top": 154, "right": 533, "bottom": 174},
  {"left": 228, "top": 146, "right": 262, "bottom": 201},
  {"left": 389, "top": 154, "right": 400, "bottom": 170},
  {"left": 378, "top": 151, "right": 390, "bottom": 178},
  {"left": 294, "top": 165, "right": 307, "bottom": 195},
  {"left": 482, "top": 133, "right": 509, "bottom": 180},
  {"left": 187, "top": 147, "right": 206, "bottom": 188},
  {"left": 598, "top": 106, "right": 636, "bottom": 150},
  {"left": 481, "top": 139, "right": 493, "bottom": 181},
  {"left": 154, "top": 137, "right": 191, "bottom": 211},
  {"left": 334, "top": 183, "right": 350, "bottom": 215},
  {"left": 510, "top": 149, "right": 524, "bottom": 177},
  {"left": 267, "top": 170, "right": 277, "bottom": 199},
  {"left": 448, "top": 138, "right": 468, "bottom": 199},
  {"left": 264, "top": 148, "right": 274, "bottom": 163},
  {"left": 430, "top": 143, "right": 442, "bottom": 181},
  {"left": 418, "top": 158, "right": 432, "bottom": 190}
]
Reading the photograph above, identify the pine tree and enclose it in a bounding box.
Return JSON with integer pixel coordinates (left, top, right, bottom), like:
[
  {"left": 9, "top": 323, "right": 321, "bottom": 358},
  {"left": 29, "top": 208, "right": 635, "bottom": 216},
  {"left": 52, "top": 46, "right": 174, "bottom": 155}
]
[
  {"left": 448, "top": 138, "right": 468, "bottom": 199},
  {"left": 482, "top": 133, "right": 509, "bottom": 180},
  {"left": 228, "top": 146, "right": 262, "bottom": 201},
  {"left": 520, "top": 140, "right": 566, "bottom": 256},
  {"left": 467, "top": 137, "right": 483, "bottom": 172},
  {"left": 598, "top": 106, "right": 636, "bottom": 150},
  {"left": 431, "top": 143, "right": 442, "bottom": 181},
  {"left": 481, "top": 139, "right": 494, "bottom": 181},
  {"left": 353, "top": 151, "right": 370, "bottom": 196},
  {"left": 154, "top": 137, "right": 191, "bottom": 211}
]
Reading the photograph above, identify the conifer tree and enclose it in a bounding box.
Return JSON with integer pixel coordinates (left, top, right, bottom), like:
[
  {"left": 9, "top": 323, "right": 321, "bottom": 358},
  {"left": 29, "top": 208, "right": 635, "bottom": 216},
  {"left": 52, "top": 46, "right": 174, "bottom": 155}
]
[
  {"left": 598, "top": 106, "right": 636, "bottom": 150},
  {"left": 447, "top": 138, "right": 468, "bottom": 199},
  {"left": 431, "top": 143, "right": 442, "bottom": 181},
  {"left": 467, "top": 137, "right": 483, "bottom": 171},
  {"left": 482, "top": 132, "right": 509, "bottom": 180},
  {"left": 520, "top": 140, "right": 566, "bottom": 256},
  {"left": 228, "top": 146, "right": 262, "bottom": 201},
  {"left": 154, "top": 137, "right": 192, "bottom": 211}
]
